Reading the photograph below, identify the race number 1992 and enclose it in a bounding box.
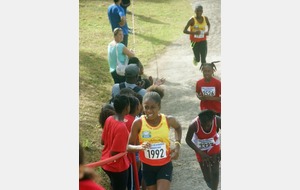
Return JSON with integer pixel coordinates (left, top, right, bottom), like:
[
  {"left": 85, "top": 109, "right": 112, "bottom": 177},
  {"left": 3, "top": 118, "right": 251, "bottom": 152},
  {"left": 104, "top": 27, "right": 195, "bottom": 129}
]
[{"left": 144, "top": 142, "right": 167, "bottom": 160}]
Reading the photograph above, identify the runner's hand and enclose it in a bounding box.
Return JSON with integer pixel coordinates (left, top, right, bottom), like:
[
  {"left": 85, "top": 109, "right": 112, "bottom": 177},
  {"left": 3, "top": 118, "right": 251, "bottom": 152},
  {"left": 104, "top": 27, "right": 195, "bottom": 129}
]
[
  {"left": 140, "top": 142, "right": 151, "bottom": 150},
  {"left": 200, "top": 152, "right": 212, "bottom": 167},
  {"left": 196, "top": 93, "right": 203, "bottom": 100},
  {"left": 170, "top": 147, "right": 180, "bottom": 160}
]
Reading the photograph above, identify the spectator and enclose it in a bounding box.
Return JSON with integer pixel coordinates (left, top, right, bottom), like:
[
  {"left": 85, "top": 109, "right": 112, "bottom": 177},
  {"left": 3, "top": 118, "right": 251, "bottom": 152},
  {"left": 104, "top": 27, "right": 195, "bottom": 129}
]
[
  {"left": 108, "top": 28, "right": 135, "bottom": 84},
  {"left": 79, "top": 143, "right": 106, "bottom": 190},
  {"left": 111, "top": 64, "right": 147, "bottom": 99},
  {"left": 100, "top": 94, "right": 131, "bottom": 190},
  {"left": 128, "top": 57, "right": 166, "bottom": 89},
  {"left": 108, "top": 0, "right": 129, "bottom": 46}
]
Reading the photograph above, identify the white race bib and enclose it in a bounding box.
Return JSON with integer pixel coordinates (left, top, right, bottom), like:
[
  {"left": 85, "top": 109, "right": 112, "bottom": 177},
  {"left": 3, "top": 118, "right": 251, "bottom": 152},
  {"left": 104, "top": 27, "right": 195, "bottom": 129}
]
[
  {"left": 194, "top": 30, "right": 205, "bottom": 38},
  {"left": 197, "top": 138, "right": 215, "bottom": 151},
  {"left": 201, "top": 87, "right": 216, "bottom": 96},
  {"left": 144, "top": 142, "right": 167, "bottom": 160}
]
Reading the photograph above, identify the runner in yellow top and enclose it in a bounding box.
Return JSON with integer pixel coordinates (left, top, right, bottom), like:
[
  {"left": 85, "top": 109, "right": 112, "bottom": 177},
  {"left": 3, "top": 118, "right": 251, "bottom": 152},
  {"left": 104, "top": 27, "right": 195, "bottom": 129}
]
[
  {"left": 127, "top": 91, "right": 182, "bottom": 190},
  {"left": 183, "top": 4, "right": 210, "bottom": 67},
  {"left": 138, "top": 113, "right": 171, "bottom": 166}
]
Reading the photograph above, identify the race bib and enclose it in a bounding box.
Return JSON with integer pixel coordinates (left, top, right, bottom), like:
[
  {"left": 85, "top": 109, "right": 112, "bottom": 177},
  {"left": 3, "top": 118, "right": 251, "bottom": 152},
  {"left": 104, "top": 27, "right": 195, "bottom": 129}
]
[
  {"left": 197, "top": 138, "right": 215, "bottom": 151},
  {"left": 194, "top": 30, "right": 205, "bottom": 38},
  {"left": 144, "top": 142, "right": 167, "bottom": 160},
  {"left": 201, "top": 87, "right": 216, "bottom": 96}
]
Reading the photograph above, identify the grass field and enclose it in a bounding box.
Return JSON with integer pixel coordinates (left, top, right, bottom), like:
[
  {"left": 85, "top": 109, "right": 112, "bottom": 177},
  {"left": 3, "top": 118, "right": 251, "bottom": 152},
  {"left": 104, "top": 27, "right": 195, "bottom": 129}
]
[{"left": 79, "top": 0, "right": 193, "bottom": 188}]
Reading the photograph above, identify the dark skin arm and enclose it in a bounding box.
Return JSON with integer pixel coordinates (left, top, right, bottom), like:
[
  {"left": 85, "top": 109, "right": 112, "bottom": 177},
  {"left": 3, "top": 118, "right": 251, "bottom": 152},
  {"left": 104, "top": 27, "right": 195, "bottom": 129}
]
[
  {"left": 216, "top": 115, "right": 221, "bottom": 162},
  {"left": 204, "top": 16, "right": 210, "bottom": 36},
  {"left": 127, "top": 119, "right": 151, "bottom": 152},
  {"left": 183, "top": 16, "right": 210, "bottom": 36},
  {"left": 185, "top": 121, "right": 212, "bottom": 166},
  {"left": 183, "top": 18, "right": 201, "bottom": 35},
  {"left": 166, "top": 116, "right": 182, "bottom": 160},
  {"left": 216, "top": 115, "right": 221, "bottom": 132}
]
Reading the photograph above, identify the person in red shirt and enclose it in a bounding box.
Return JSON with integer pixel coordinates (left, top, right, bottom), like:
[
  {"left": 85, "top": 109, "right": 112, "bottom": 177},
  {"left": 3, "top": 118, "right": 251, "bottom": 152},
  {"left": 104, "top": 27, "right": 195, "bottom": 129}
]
[
  {"left": 196, "top": 62, "right": 221, "bottom": 116},
  {"left": 79, "top": 143, "right": 106, "bottom": 190},
  {"left": 124, "top": 95, "right": 143, "bottom": 190},
  {"left": 125, "top": 96, "right": 140, "bottom": 133},
  {"left": 100, "top": 94, "right": 131, "bottom": 190},
  {"left": 185, "top": 109, "right": 221, "bottom": 190},
  {"left": 99, "top": 104, "right": 116, "bottom": 129}
]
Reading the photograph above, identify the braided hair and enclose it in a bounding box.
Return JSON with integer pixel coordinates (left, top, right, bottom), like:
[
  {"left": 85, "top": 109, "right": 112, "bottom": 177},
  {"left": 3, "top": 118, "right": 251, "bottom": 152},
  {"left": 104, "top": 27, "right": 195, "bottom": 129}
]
[{"left": 199, "top": 61, "right": 220, "bottom": 71}]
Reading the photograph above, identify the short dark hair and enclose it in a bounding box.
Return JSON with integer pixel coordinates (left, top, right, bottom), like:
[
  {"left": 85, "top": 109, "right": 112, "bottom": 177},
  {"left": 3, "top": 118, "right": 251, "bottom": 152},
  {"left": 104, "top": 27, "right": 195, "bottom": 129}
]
[
  {"left": 99, "top": 104, "right": 116, "bottom": 128},
  {"left": 113, "top": 94, "right": 130, "bottom": 113},
  {"left": 128, "top": 96, "right": 140, "bottom": 114},
  {"left": 195, "top": 4, "right": 203, "bottom": 11},
  {"left": 128, "top": 57, "right": 143, "bottom": 68},
  {"left": 198, "top": 109, "right": 216, "bottom": 124}
]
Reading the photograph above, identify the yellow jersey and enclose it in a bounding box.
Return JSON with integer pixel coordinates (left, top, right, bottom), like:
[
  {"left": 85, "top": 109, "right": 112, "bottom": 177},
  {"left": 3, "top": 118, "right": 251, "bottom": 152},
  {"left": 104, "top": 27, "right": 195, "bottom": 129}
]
[{"left": 138, "top": 114, "right": 171, "bottom": 166}]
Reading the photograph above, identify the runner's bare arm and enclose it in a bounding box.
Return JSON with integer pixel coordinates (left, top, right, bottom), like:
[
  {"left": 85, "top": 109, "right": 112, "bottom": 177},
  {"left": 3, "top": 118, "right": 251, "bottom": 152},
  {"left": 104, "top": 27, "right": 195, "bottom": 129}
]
[
  {"left": 167, "top": 116, "right": 182, "bottom": 160},
  {"left": 185, "top": 121, "right": 209, "bottom": 160},
  {"left": 205, "top": 16, "right": 210, "bottom": 36},
  {"left": 127, "top": 119, "right": 150, "bottom": 152},
  {"left": 167, "top": 116, "right": 182, "bottom": 143},
  {"left": 186, "top": 122, "right": 199, "bottom": 152},
  {"left": 183, "top": 18, "right": 196, "bottom": 34},
  {"left": 216, "top": 115, "right": 221, "bottom": 131}
]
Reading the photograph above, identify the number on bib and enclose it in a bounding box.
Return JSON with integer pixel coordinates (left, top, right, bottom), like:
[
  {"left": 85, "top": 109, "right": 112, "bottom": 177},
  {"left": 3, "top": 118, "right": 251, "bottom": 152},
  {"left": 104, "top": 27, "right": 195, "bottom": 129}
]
[
  {"left": 144, "top": 142, "right": 167, "bottom": 160},
  {"left": 197, "top": 138, "right": 215, "bottom": 151}
]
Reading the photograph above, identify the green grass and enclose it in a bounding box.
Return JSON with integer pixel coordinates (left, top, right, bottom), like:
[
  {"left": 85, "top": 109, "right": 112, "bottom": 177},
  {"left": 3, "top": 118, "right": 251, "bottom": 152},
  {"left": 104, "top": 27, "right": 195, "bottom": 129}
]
[{"left": 79, "top": 0, "right": 193, "bottom": 188}]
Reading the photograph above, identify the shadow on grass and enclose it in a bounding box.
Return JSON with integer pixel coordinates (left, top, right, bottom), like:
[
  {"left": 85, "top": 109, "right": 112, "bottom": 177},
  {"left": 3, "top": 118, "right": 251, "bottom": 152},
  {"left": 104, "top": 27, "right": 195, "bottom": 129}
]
[
  {"left": 135, "top": 33, "right": 172, "bottom": 46},
  {"left": 79, "top": 50, "right": 113, "bottom": 105},
  {"left": 129, "top": 0, "right": 173, "bottom": 3},
  {"left": 127, "top": 12, "right": 168, "bottom": 25},
  {"left": 79, "top": 51, "right": 112, "bottom": 84}
]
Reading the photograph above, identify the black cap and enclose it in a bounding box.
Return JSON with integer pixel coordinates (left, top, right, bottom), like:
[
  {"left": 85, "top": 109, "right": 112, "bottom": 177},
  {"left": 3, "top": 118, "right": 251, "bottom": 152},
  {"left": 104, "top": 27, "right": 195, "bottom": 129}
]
[{"left": 125, "top": 64, "right": 139, "bottom": 77}]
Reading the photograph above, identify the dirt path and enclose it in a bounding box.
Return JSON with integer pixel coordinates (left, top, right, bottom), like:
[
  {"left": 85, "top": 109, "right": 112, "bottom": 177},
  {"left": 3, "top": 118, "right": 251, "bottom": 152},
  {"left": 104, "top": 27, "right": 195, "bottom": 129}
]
[{"left": 144, "top": 0, "right": 221, "bottom": 189}]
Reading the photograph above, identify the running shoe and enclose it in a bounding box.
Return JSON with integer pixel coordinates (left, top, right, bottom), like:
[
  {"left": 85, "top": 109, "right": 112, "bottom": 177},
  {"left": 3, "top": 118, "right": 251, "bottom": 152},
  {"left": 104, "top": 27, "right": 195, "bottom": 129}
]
[{"left": 193, "top": 58, "right": 198, "bottom": 66}]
